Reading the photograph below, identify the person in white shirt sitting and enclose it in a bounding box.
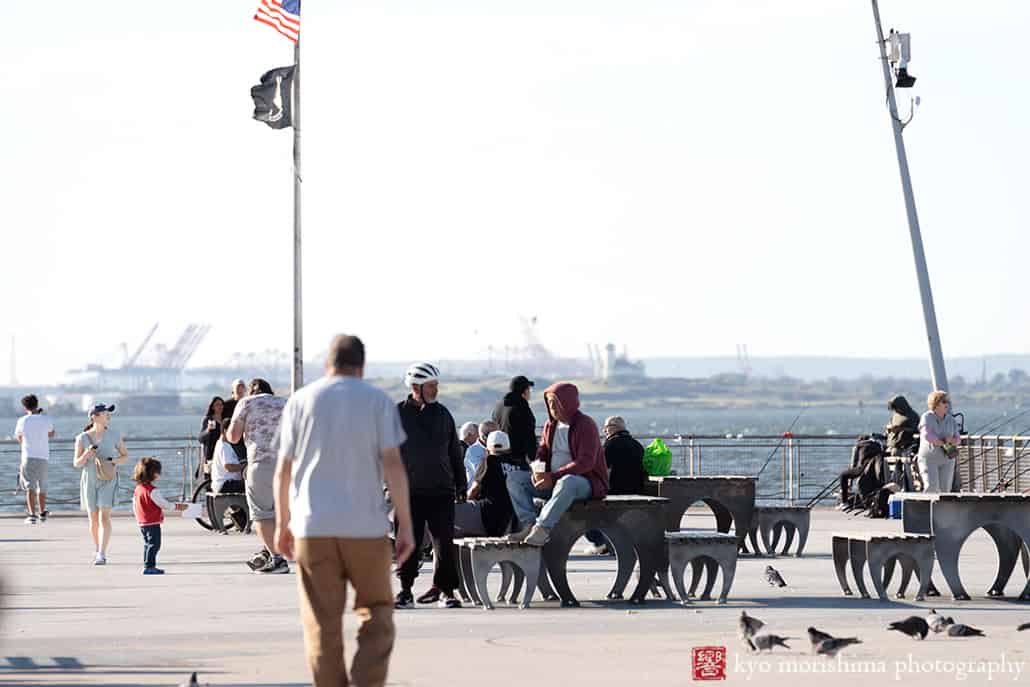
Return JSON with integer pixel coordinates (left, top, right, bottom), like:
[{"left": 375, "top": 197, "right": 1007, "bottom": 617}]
[{"left": 212, "top": 419, "right": 245, "bottom": 494}]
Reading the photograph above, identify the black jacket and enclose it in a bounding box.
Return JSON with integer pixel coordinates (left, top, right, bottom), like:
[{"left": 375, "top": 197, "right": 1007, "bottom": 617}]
[
  {"left": 398, "top": 397, "right": 466, "bottom": 496},
  {"left": 605, "top": 431, "right": 646, "bottom": 495},
  {"left": 492, "top": 392, "right": 536, "bottom": 470},
  {"left": 471, "top": 454, "right": 514, "bottom": 536},
  {"left": 199, "top": 416, "right": 221, "bottom": 462}
]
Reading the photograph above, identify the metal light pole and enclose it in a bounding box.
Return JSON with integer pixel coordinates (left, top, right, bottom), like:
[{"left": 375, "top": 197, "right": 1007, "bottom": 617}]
[
  {"left": 870, "top": 0, "right": 949, "bottom": 392},
  {"left": 291, "top": 38, "right": 304, "bottom": 393}
]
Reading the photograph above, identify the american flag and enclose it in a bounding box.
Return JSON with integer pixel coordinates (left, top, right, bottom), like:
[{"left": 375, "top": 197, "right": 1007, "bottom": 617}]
[{"left": 254, "top": 0, "right": 300, "bottom": 43}]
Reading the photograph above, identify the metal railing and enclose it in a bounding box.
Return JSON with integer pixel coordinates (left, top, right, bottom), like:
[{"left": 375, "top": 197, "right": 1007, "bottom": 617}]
[
  {"left": 0, "top": 436, "right": 201, "bottom": 512},
  {"left": 3, "top": 432, "right": 1027, "bottom": 513}
]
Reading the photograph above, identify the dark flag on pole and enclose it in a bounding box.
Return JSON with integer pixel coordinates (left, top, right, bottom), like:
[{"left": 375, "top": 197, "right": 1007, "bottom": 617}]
[{"left": 250, "top": 66, "right": 295, "bottom": 129}]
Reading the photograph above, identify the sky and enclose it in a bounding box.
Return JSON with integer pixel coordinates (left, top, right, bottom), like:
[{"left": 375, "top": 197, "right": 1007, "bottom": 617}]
[{"left": 2, "top": 1, "right": 1029, "bottom": 384}]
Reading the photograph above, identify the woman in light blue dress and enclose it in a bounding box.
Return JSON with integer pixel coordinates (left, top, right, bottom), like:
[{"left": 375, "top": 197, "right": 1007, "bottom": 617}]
[{"left": 73, "top": 404, "right": 129, "bottom": 565}]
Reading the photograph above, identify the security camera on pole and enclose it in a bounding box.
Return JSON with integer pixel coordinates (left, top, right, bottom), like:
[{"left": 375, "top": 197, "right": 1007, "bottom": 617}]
[{"left": 870, "top": 1, "right": 949, "bottom": 394}]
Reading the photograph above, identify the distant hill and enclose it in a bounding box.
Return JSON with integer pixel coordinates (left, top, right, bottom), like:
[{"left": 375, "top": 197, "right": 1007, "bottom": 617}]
[{"left": 641, "top": 355, "right": 1030, "bottom": 382}]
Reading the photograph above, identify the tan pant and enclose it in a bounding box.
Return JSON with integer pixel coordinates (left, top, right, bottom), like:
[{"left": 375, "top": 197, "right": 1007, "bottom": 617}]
[{"left": 296, "top": 537, "right": 395, "bottom": 687}]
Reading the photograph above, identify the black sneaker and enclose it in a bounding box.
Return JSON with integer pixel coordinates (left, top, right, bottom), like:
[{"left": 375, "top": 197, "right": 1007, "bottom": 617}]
[
  {"left": 416, "top": 586, "right": 442, "bottom": 604},
  {"left": 254, "top": 555, "right": 289, "bottom": 574},
  {"left": 39, "top": 510, "right": 50, "bottom": 523},
  {"left": 395, "top": 590, "right": 415, "bottom": 610},
  {"left": 439, "top": 593, "right": 462, "bottom": 609},
  {"left": 246, "top": 549, "right": 271, "bottom": 571}
]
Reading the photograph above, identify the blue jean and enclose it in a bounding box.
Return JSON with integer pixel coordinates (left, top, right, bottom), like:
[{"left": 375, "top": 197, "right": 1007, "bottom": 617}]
[
  {"left": 506, "top": 471, "right": 592, "bottom": 529},
  {"left": 141, "top": 524, "right": 161, "bottom": 569}
]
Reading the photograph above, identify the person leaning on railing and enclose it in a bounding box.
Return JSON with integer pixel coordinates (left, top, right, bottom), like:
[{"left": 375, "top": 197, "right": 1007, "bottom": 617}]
[{"left": 917, "top": 391, "right": 961, "bottom": 493}]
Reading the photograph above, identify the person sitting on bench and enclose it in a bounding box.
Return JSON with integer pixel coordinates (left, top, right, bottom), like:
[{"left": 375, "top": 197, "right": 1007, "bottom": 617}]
[
  {"left": 454, "top": 431, "right": 515, "bottom": 538},
  {"left": 506, "top": 382, "right": 609, "bottom": 547},
  {"left": 212, "top": 419, "right": 245, "bottom": 494}
]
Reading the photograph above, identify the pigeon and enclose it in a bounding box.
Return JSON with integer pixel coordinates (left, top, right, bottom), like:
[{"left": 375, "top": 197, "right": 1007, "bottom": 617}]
[
  {"left": 807, "top": 627, "right": 833, "bottom": 653},
  {"left": 1018, "top": 622, "right": 1030, "bottom": 632},
  {"left": 752, "top": 634, "right": 793, "bottom": 652},
  {"left": 764, "top": 565, "right": 787, "bottom": 588},
  {"left": 947, "top": 624, "right": 985, "bottom": 637},
  {"left": 179, "top": 674, "right": 200, "bottom": 687},
  {"left": 816, "top": 637, "right": 863, "bottom": 658},
  {"left": 739, "top": 611, "right": 765, "bottom": 640},
  {"left": 888, "top": 616, "right": 929, "bottom": 640},
  {"left": 926, "top": 609, "right": 954, "bottom": 634}
]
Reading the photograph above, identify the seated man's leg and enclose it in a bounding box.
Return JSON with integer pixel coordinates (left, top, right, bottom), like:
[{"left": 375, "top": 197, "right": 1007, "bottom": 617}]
[
  {"left": 537, "top": 475, "right": 592, "bottom": 530},
  {"left": 506, "top": 470, "right": 545, "bottom": 530}
]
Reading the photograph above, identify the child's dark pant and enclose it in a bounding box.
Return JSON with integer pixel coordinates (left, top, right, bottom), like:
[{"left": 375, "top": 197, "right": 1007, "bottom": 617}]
[{"left": 141, "top": 524, "right": 162, "bottom": 569}]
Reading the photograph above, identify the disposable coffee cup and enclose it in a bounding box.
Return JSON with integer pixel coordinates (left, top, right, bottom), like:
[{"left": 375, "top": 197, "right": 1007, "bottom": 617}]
[{"left": 530, "top": 460, "right": 546, "bottom": 474}]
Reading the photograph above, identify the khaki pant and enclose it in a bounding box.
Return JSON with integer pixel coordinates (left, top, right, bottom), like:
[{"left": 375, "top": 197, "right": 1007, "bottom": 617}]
[{"left": 296, "top": 537, "right": 395, "bottom": 687}]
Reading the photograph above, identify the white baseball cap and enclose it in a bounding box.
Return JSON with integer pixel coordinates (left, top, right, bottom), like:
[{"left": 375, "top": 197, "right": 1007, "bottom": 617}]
[{"left": 486, "top": 430, "right": 511, "bottom": 454}]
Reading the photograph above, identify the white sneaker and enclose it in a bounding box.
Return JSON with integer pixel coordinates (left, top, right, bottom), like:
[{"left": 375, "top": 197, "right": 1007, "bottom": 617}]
[
  {"left": 506, "top": 525, "right": 534, "bottom": 543},
  {"left": 524, "top": 525, "right": 551, "bottom": 547},
  {"left": 24, "top": 515, "right": 38, "bottom": 525},
  {"left": 93, "top": 552, "right": 107, "bottom": 566},
  {"left": 586, "top": 544, "right": 610, "bottom": 556}
]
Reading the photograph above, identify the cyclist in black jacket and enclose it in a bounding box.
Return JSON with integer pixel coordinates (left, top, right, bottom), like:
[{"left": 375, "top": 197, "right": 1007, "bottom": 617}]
[
  {"left": 492, "top": 375, "right": 537, "bottom": 472},
  {"left": 394, "top": 362, "right": 465, "bottom": 610}
]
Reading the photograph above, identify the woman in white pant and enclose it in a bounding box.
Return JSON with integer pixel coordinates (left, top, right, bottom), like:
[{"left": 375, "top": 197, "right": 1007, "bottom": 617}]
[{"left": 917, "top": 391, "right": 961, "bottom": 493}]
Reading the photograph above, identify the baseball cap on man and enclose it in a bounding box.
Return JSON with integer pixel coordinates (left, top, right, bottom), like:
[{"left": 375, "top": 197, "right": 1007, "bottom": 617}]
[
  {"left": 89, "top": 403, "right": 116, "bottom": 416},
  {"left": 509, "top": 375, "right": 535, "bottom": 394},
  {"left": 486, "top": 431, "right": 511, "bottom": 454}
]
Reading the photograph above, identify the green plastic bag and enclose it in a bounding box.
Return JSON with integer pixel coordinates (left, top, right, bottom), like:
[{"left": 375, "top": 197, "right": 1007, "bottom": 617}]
[{"left": 643, "top": 438, "right": 673, "bottom": 477}]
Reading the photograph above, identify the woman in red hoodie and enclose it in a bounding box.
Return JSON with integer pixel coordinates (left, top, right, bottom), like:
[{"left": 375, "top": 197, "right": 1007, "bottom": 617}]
[
  {"left": 506, "top": 382, "right": 609, "bottom": 546},
  {"left": 132, "top": 458, "right": 187, "bottom": 575}
]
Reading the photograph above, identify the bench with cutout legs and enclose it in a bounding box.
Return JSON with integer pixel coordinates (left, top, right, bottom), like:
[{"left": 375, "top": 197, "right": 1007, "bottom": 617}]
[
  {"left": 454, "top": 538, "right": 543, "bottom": 610},
  {"left": 746, "top": 505, "right": 812, "bottom": 557},
  {"left": 659, "top": 531, "right": 739, "bottom": 605},
  {"left": 831, "top": 532, "right": 935, "bottom": 601}
]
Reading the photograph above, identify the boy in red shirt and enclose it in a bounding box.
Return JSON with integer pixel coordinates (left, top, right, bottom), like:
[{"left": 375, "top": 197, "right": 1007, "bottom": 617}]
[{"left": 132, "top": 458, "right": 187, "bottom": 575}]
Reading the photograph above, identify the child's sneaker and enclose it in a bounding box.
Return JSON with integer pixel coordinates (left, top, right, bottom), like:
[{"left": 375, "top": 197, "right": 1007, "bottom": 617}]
[
  {"left": 24, "top": 514, "right": 37, "bottom": 525},
  {"left": 93, "top": 552, "right": 107, "bottom": 566},
  {"left": 142, "top": 567, "right": 165, "bottom": 575},
  {"left": 39, "top": 510, "right": 50, "bottom": 523}
]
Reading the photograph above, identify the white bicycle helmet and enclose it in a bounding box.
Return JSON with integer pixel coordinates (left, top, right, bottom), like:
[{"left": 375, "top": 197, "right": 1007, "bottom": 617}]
[{"left": 404, "top": 362, "right": 440, "bottom": 387}]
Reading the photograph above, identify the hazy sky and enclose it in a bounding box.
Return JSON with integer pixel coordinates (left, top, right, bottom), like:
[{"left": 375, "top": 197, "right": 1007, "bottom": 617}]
[{"left": 3, "top": 1, "right": 1028, "bottom": 384}]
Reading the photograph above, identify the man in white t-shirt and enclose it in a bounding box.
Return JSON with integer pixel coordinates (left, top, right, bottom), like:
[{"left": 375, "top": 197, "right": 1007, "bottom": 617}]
[
  {"left": 211, "top": 420, "right": 245, "bottom": 495},
  {"left": 14, "top": 394, "right": 55, "bottom": 525},
  {"left": 274, "top": 334, "right": 413, "bottom": 687}
]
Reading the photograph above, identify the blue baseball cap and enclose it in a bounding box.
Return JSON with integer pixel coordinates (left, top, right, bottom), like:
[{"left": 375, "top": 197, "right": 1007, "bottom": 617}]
[{"left": 88, "top": 403, "right": 116, "bottom": 416}]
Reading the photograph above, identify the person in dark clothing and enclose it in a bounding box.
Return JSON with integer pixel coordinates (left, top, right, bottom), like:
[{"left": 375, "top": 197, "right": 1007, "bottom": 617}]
[
  {"left": 885, "top": 395, "right": 920, "bottom": 456},
  {"left": 198, "top": 396, "right": 225, "bottom": 474},
  {"left": 394, "top": 362, "right": 465, "bottom": 610},
  {"left": 492, "top": 375, "right": 537, "bottom": 472},
  {"left": 602, "top": 416, "right": 646, "bottom": 495},
  {"left": 838, "top": 435, "right": 884, "bottom": 507},
  {"left": 455, "top": 431, "right": 515, "bottom": 537},
  {"left": 585, "top": 416, "right": 646, "bottom": 553}
]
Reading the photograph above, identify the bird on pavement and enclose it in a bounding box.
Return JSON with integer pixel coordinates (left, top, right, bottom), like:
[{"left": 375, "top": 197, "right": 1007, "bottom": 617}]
[
  {"left": 816, "top": 637, "right": 863, "bottom": 658},
  {"left": 807, "top": 627, "right": 833, "bottom": 653},
  {"left": 888, "top": 616, "right": 929, "bottom": 640},
  {"left": 764, "top": 565, "right": 787, "bottom": 588},
  {"left": 926, "top": 609, "right": 955, "bottom": 634},
  {"left": 739, "top": 611, "right": 765, "bottom": 639},
  {"left": 752, "top": 634, "right": 793, "bottom": 652},
  {"left": 947, "top": 624, "right": 985, "bottom": 637}
]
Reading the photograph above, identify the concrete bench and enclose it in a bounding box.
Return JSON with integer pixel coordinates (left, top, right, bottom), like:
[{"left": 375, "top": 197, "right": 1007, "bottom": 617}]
[
  {"left": 746, "top": 505, "right": 811, "bottom": 557},
  {"left": 454, "top": 538, "right": 543, "bottom": 610},
  {"left": 646, "top": 476, "right": 756, "bottom": 551},
  {"left": 831, "top": 532, "right": 935, "bottom": 601},
  {"left": 204, "top": 492, "right": 249, "bottom": 534},
  {"left": 660, "top": 531, "right": 738, "bottom": 604}
]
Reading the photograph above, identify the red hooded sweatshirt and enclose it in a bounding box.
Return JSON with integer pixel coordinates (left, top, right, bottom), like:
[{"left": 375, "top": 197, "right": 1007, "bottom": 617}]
[{"left": 536, "top": 382, "right": 609, "bottom": 499}]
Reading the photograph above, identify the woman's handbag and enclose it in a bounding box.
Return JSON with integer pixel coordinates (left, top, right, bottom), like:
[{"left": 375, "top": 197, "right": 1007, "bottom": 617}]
[{"left": 95, "top": 455, "right": 117, "bottom": 481}]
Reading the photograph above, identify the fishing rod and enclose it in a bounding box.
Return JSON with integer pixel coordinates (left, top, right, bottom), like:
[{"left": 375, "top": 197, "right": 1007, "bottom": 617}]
[
  {"left": 754, "top": 406, "right": 807, "bottom": 480},
  {"left": 966, "top": 406, "right": 1030, "bottom": 438},
  {"left": 805, "top": 477, "right": 840, "bottom": 508}
]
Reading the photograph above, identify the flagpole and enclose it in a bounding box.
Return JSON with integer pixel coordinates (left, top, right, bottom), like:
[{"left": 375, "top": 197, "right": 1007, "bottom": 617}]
[{"left": 291, "top": 37, "right": 303, "bottom": 393}]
